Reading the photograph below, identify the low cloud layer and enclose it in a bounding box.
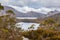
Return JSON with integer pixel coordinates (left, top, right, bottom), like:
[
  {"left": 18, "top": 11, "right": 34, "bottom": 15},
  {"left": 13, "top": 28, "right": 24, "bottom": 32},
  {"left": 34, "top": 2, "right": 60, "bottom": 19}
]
[{"left": 8, "top": 5, "right": 59, "bottom": 14}]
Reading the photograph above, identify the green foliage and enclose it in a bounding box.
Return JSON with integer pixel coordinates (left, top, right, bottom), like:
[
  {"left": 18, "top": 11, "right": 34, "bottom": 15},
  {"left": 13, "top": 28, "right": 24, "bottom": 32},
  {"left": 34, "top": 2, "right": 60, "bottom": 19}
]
[
  {"left": 0, "top": 3, "right": 60, "bottom": 40},
  {"left": 41, "top": 18, "right": 56, "bottom": 26},
  {"left": 28, "top": 24, "right": 34, "bottom": 30},
  {"left": 6, "top": 10, "right": 14, "bottom": 13},
  {"left": 23, "top": 28, "right": 60, "bottom": 40},
  {"left": 0, "top": 5, "right": 23, "bottom": 40},
  {"left": 6, "top": 10, "right": 15, "bottom": 15},
  {"left": 0, "top": 4, "right": 4, "bottom": 10},
  {"left": 23, "top": 18, "right": 60, "bottom": 40}
]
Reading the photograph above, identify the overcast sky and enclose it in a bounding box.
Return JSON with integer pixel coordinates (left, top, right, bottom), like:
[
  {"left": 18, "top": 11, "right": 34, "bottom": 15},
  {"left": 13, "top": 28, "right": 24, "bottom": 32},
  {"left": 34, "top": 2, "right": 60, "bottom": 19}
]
[{"left": 0, "top": 0, "right": 60, "bottom": 8}]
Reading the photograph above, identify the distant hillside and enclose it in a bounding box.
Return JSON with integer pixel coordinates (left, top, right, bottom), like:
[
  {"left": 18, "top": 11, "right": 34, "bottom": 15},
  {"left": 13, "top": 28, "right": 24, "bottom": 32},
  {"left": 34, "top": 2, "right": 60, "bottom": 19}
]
[
  {"left": 4, "top": 6, "right": 27, "bottom": 17},
  {"left": 48, "top": 13, "right": 60, "bottom": 20},
  {"left": 44, "top": 13, "right": 60, "bottom": 21},
  {"left": 3, "top": 6, "right": 46, "bottom": 18},
  {"left": 47, "top": 10, "right": 60, "bottom": 16}
]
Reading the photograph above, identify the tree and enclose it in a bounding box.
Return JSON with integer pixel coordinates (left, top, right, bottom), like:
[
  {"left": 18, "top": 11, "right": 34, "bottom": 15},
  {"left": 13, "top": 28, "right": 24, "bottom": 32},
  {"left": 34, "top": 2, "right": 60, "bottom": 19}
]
[
  {"left": 6, "top": 10, "right": 15, "bottom": 16},
  {"left": 0, "top": 3, "right": 4, "bottom": 15},
  {"left": 40, "top": 18, "right": 56, "bottom": 29},
  {"left": 28, "top": 24, "right": 35, "bottom": 30},
  {"left": 0, "top": 3, "right": 4, "bottom": 10},
  {"left": 6, "top": 10, "right": 16, "bottom": 29},
  {"left": 0, "top": 6, "right": 23, "bottom": 40}
]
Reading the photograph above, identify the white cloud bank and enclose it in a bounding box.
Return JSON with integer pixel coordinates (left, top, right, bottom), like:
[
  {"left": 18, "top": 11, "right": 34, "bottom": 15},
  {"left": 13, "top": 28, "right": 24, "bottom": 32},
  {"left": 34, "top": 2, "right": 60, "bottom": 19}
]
[
  {"left": 0, "top": 0, "right": 60, "bottom": 8},
  {"left": 1, "top": 0, "right": 60, "bottom": 14},
  {"left": 8, "top": 5, "right": 58, "bottom": 14}
]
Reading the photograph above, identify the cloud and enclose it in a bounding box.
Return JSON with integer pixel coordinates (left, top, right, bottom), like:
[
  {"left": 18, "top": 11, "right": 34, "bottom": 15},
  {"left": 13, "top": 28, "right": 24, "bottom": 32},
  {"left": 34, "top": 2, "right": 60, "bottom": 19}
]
[
  {"left": 4, "top": 0, "right": 9, "bottom": 2},
  {"left": 9, "top": 5, "right": 37, "bottom": 13},
  {"left": 0, "top": 0, "right": 60, "bottom": 8},
  {"left": 8, "top": 5, "right": 57, "bottom": 14}
]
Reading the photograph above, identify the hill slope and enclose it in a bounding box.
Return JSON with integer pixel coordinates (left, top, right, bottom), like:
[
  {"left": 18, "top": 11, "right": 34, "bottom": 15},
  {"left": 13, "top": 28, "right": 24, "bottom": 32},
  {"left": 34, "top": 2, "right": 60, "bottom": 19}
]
[{"left": 4, "top": 6, "right": 46, "bottom": 18}]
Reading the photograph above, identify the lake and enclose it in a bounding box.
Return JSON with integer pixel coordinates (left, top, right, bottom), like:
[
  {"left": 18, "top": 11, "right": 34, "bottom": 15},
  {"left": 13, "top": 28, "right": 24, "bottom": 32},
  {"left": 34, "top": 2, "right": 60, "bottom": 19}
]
[
  {"left": 16, "top": 17, "right": 37, "bottom": 19},
  {"left": 16, "top": 22, "right": 40, "bottom": 31}
]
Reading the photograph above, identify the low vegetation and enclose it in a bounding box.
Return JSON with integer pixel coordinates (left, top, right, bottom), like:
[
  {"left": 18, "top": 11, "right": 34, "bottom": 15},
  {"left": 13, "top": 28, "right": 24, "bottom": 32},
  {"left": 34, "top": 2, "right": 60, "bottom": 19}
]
[
  {"left": 23, "top": 18, "right": 60, "bottom": 40},
  {"left": 0, "top": 3, "right": 60, "bottom": 40},
  {"left": 0, "top": 4, "right": 23, "bottom": 40}
]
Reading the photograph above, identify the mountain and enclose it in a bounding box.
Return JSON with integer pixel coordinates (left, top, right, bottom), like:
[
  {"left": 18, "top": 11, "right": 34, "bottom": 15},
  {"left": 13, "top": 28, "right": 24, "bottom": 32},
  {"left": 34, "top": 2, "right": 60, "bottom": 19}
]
[
  {"left": 4, "top": 6, "right": 27, "bottom": 17},
  {"left": 25, "top": 11, "right": 46, "bottom": 18},
  {"left": 47, "top": 10, "right": 60, "bottom": 16},
  {"left": 44, "top": 12, "right": 60, "bottom": 21},
  {"left": 2, "top": 5, "right": 60, "bottom": 20},
  {"left": 3, "top": 5, "right": 46, "bottom": 18},
  {"left": 48, "top": 13, "right": 60, "bottom": 20}
]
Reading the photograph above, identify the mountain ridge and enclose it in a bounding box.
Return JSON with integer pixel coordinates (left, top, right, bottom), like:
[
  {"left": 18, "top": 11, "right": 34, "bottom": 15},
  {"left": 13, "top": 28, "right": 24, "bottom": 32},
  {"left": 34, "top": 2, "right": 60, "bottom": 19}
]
[{"left": 3, "top": 5, "right": 46, "bottom": 18}]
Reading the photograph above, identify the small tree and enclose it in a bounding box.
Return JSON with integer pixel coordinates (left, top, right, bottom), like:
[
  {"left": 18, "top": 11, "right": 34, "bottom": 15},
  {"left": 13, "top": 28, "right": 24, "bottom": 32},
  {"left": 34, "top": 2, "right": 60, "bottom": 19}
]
[{"left": 0, "top": 3, "right": 4, "bottom": 16}]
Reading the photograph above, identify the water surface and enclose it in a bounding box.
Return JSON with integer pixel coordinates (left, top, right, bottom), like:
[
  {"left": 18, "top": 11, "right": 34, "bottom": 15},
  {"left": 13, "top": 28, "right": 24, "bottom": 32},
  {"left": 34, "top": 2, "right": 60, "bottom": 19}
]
[{"left": 16, "top": 22, "right": 40, "bottom": 30}]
